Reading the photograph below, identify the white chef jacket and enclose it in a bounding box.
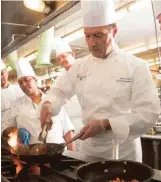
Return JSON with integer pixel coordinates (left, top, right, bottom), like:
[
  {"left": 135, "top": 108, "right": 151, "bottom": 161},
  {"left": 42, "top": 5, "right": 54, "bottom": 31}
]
[
  {"left": 2, "top": 94, "right": 74, "bottom": 144},
  {"left": 41, "top": 45, "right": 160, "bottom": 161},
  {"left": 54, "top": 71, "right": 84, "bottom": 151},
  {"left": 1, "top": 84, "right": 24, "bottom": 119}
]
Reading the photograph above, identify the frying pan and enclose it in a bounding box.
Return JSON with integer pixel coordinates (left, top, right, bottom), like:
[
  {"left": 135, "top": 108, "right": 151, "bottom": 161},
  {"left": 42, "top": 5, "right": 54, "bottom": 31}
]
[
  {"left": 3, "top": 132, "right": 83, "bottom": 163},
  {"left": 9, "top": 143, "right": 65, "bottom": 163},
  {"left": 76, "top": 140, "right": 154, "bottom": 182}
]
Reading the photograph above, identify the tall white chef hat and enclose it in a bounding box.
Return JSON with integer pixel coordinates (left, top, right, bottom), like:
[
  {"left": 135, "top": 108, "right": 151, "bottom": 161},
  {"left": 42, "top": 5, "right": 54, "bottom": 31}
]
[
  {"left": 16, "top": 58, "right": 36, "bottom": 80},
  {"left": 1, "top": 59, "right": 6, "bottom": 70},
  {"left": 81, "top": 0, "right": 116, "bottom": 27},
  {"left": 152, "top": 0, "right": 161, "bottom": 18},
  {"left": 55, "top": 38, "right": 72, "bottom": 57}
]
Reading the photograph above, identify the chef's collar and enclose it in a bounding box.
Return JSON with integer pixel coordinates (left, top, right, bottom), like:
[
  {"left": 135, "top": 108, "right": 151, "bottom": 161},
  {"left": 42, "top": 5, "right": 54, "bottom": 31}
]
[
  {"left": 92, "top": 43, "right": 120, "bottom": 63},
  {"left": 26, "top": 89, "right": 45, "bottom": 106}
]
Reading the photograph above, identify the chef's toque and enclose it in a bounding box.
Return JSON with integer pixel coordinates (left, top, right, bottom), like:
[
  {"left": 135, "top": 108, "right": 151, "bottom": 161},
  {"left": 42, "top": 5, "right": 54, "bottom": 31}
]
[
  {"left": 16, "top": 58, "right": 36, "bottom": 80},
  {"left": 81, "top": 0, "right": 117, "bottom": 27}
]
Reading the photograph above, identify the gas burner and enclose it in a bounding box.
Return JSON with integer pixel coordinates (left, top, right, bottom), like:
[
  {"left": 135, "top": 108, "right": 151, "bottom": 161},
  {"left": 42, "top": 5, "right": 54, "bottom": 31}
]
[
  {"left": 1, "top": 159, "right": 17, "bottom": 181},
  {"left": 14, "top": 175, "right": 67, "bottom": 182}
]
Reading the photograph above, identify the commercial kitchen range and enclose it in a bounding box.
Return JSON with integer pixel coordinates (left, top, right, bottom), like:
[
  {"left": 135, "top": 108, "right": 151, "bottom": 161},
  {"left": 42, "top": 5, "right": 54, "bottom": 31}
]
[{"left": 1, "top": 145, "right": 161, "bottom": 182}]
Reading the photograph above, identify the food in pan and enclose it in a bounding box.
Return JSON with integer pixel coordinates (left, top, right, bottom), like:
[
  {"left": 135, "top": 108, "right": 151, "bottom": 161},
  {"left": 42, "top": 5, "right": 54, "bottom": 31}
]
[
  {"left": 29, "top": 144, "right": 47, "bottom": 155},
  {"left": 109, "top": 178, "right": 139, "bottom": 182}
]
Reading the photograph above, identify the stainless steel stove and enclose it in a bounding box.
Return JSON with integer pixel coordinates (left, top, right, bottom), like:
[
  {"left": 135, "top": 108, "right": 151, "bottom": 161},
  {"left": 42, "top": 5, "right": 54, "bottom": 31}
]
[{"left": 1, "top": 149, "right": 160, "bottom": 182}]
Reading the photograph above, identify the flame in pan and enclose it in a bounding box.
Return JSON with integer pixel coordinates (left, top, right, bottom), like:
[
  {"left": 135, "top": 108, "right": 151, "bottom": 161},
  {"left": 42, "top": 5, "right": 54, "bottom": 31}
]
[{"left": 8, "top": 132, "right": 18, "bottom": 148}]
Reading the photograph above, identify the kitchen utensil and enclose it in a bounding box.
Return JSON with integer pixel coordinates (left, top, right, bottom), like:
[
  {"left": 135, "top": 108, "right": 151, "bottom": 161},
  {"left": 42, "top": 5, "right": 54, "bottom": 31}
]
[
  {"left": 76, "top": 139, "right": 154, "bottom": 182},
  {"left": 38, "top": 116, "right": 52, "bottom": 143}
]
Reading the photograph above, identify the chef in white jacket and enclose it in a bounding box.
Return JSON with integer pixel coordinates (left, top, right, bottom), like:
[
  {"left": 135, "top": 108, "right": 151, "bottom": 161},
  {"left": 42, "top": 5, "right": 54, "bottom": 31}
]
[
  {"left": 40, "top": 0, "right": 160, "bottom": 161},
  {"left": 54, "top": 38, "right": 83, "bottom": 151},
  {"left": 2, "top": 59, "right": 75, "bottom": 150},
  {"left": 1, "top": 59, "right": 24, "bottom": 119}
]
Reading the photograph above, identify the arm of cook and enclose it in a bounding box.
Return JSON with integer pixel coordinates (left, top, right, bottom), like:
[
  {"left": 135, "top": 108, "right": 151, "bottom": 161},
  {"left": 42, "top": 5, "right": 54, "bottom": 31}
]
[
  {"left": 108, "top": 60, "right": 160, "bottom": 143},
  {"left": 41, "top": 64, "right": 78, "bottom": 116}
]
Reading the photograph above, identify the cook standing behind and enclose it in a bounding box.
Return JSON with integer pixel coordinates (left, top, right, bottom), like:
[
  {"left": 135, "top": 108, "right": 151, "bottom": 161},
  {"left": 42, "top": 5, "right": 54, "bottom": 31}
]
[
  {"left": 1, "top": 59, "right": 24, "bottom": 119},
  {"left": 52, "top": 38, "right": 83, "bottom": 151},
  {"left": 2, "top": 59, "right": 75, "bottom": 150},
  {"left": 40, "top": 0, "right": 160, "bottom": 161}
]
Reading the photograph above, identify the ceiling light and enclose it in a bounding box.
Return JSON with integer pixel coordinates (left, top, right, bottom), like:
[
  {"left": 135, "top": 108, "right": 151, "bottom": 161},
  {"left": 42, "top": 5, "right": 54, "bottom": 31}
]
[
  {"left": 63, "top": 29, "right": 84, "bottom": 43},
  {"left": 128, "top": 0, "right": 151, "bottom": 12},
  {"left": 23, "top": 0, "right": 51, "bottom": 14}
]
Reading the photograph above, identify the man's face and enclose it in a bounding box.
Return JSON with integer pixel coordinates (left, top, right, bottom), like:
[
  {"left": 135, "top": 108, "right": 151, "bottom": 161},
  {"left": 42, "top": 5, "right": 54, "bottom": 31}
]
[
  {"left": 157, "top": 14, "right": 161, "bottom": 30},
  {"left": 57, "top": 52, "right": 75, "bottom": 70},
  {"left": 84, "top": 25, "right": 114, "bottom": 58},
  {"left": 1, "top": 69, "right": 8, "bottom": 86},
  {"left": 18, "top": 76, "right": 38, "bottom": 97}
]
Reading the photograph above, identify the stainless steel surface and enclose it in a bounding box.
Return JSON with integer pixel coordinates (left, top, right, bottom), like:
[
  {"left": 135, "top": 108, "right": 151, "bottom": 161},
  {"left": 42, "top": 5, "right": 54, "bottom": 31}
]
[
  {"left": 62, "top": 150, "right": 105, "bottom": 163},
  {"left": 141, "top": 133, "right": 161, "bottom": 139}
]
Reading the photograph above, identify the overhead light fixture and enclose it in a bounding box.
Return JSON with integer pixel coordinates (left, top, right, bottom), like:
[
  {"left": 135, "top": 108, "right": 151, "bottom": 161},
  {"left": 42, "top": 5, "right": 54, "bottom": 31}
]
[
  {"left": 128, "top": 0, "right": 151, "bottom": 12},
  {"left": 7, "top": 51, "right": 18, "bottom": 70},
  {"left": 23, "top": 0, "right": 51, "bottom": 14},
  {"left": 35, "top": 27, "right": 54, "bottom": 68}
]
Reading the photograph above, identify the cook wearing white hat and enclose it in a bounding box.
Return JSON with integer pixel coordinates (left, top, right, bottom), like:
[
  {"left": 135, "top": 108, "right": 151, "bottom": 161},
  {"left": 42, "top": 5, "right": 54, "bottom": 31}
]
[
  {"left": 54, "top": 38, "right": 83, "bottom": 151},
  {"left": 1, "top": 59, "right": 24, "bottom": 119},
  {"left": 40, "top": 0, "right": 160, "bottom": 161},
  {"left": 55, "top": 38, "right": 75, "bottom": 71},
  {"left": 152, "top": 0, "right": 161, "bottom": 30},
  {"left": 2, "top": 58, "right": 75, "bottom": 148}
]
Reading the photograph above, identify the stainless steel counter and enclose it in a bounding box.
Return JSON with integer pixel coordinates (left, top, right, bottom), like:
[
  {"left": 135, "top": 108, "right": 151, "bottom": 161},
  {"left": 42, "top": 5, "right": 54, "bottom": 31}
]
[{"left": 141, "top": 133, "right": 161, "bottom": 140}]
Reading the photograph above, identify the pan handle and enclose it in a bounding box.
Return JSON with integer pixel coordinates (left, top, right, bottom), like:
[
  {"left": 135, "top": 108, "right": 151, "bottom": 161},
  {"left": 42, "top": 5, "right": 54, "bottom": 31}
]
[{"left": 112, "top": 139, "right": 119, "bottom": 160}]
